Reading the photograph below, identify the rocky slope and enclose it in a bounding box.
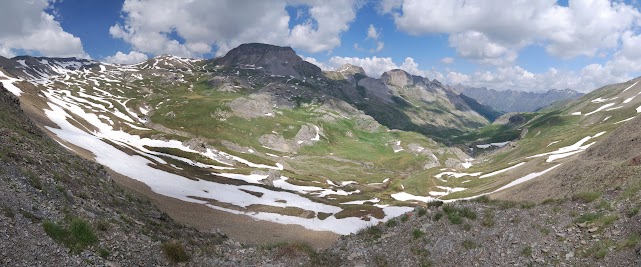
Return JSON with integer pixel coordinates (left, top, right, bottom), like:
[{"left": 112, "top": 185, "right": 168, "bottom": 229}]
[{"left": 455, "top": 85, "right": 583, "bottom": 113}]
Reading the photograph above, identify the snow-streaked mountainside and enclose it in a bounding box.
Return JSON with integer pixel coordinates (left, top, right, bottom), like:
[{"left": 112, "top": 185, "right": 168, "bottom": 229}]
[
  {"left": 2, "top": 43, "right": 641, "bottom": 237},
  {"left": 454, "top": 85, "right": 583, "bottom": 113}
]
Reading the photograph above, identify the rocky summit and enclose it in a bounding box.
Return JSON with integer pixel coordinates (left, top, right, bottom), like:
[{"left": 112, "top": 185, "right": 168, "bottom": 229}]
[{"left": 1, "top": 40, "right": 641, "bottom": 267}]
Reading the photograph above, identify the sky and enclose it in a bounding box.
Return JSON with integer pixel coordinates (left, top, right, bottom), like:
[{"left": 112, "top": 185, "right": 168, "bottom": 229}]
[{"left": 1, "top": 0, "right": 641, "bottom": 93}]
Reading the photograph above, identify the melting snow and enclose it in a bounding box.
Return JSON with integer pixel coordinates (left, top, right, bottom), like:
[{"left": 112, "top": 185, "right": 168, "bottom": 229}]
[
  {"left": 434, "top": 171, "right": 482, "bottom": 181},
  {"left": 546, "top": 140, "right": 560, "bottom": 147},
  {"left": 571, "top": 112, "right": 582, "bottom": 115},
  {"left": 584, "top": 103, "right": 615, "bottom": 116},
  {"left": 622, "top": 80, "right": 640, "bottom": 93},
  {"left": 341, "top": 198, "right": 381, "bottom": 205},
  {"left": 461, "top": 158, "right": 474, "bottom": 169},
  {"left": 591, "top": 97, "right": 617, "bottom": 103},
  {"left": 476, "top": 141, "right": 510, "bottom": 149},
  {"left": 0, "top": 71, "right": 23, "bottom": 96},
  {"left": 615, "top": 117, "right": 635, "bottom": 124},
  {"left": 479, "top": 162, "right": 526, "bottom": 178},
  {"left": 527, "top": 132, "right": 605, "bottom": 162},
  {"left": 311, "top": 125, "right": 320, "bottom": 141},
  {"left": 492, "top": 164, "right": 562, "bottom": 192}
]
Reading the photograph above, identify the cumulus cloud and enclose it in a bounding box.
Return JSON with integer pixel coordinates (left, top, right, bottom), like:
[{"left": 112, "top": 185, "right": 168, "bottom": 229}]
[
  {"left": 440, "top": 57, "right": 454, "bottom": 64},
  {"left": 0, "top": 0, "right": 87, "bottom": 58},
  {"left": 110, "top": 0, "right": 360, "bottom": 58},
  {"left": 328, "top": 56, "right": 398, "bottom": 77},
  {"left": 306, "top": 54, "right": 637, "bottom": 92},
  {"left": 384, "top": 0, "right": 641, "bottom": 63},
  {"left": 367, "top": 24, "right": 380, "bottom": 40},
  {"left": 104, "top": 51, "right": 149, "bottom": 65}
]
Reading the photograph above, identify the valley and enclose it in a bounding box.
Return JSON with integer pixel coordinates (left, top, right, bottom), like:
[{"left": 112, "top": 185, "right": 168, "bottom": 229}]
[{"left": 2, "top": 44, "right": 641, "bottom": 240}]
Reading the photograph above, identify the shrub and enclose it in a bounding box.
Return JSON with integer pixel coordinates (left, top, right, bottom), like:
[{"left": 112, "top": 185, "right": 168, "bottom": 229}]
[
  {"left": 574, "top": 212, "right": 602, "bottom": 224},
  {"left": 24, "top": 169, "right": 42, "bottom": 190},
  {"left": 460, "top": 207, "right": 477, "bottom": 220},
  {"left": 161, "top": 241, "right": 190, "bottom": 263},
  {"left": 442, "top": 205, "right": 476, "bottom": 224},
  {"left": 619, "top": 235, "right": 640, "bottom": 249},
  {"left": 400, "top": 214, "right": 409, "bottom": 222},
  {"left": 358, "top": 225, "right": 382, "bottom": 241},
  {"left": 98, "top": 248, "right": 110, "bottom": 258},
  {"left": 447, "top": 212, "right": 463, "bottom": 224},
  {"left": 462, "top": 239, "right": 477, "bottom": 249},
  {"left": 462, "top": 223, "right": 472, "bottom": 231},
  {"left": 385, "top": 219, "right": 397, "bottom": 227},
  {"left": 432, "top": 212, "right": 443, "bottom": 221},
  {"left": 42, "top": 218, "right": 97, "bottom": 253},
  {"left": 482, "top": 210, "right": 495, "bottom": 227},
  {"left": 417, "top": 208, "right": 427, "bottom": 217},
  {"left": 70, "top": 218, "right": 98, "bottom": 247},
  {"left": 571, "top": 192, "right": 601, "bottom": 203},
  {"left": 412, "top": 229, "right": 425, "bottom": 239},
  {"left": 626, "top": 205, "right": 640, "bottom": 218},
  {"left": 521, "top": 245, "right": 532, "bottom": 257},
  {"left": 427, "top": 201, "right": 443, "bottom": 208}
]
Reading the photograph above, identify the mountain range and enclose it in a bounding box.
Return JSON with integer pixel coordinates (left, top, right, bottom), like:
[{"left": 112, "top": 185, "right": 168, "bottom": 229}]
[
  {"left": 454, "top": 85, "right": 584, "bottom": 113},
  {"left": 1, "top": 42, "right": 641, "bottom": 266}
]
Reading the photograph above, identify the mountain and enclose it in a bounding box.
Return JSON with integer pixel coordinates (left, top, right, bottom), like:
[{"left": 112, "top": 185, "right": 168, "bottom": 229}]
[
  {"left": 3, "top": 42, "right": 641, "bottom": 265},
  {"left": 454, "top": 85, "right": 583, "bottom": 112}
]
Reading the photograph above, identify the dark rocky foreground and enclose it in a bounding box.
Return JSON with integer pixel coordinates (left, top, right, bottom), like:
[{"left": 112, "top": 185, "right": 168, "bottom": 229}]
[{"left": 1, "top": 82, "right": 640, "bottom": 266}]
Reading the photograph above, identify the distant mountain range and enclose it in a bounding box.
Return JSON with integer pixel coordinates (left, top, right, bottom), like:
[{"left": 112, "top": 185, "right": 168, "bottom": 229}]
[{"left": 453, "top": 85, "right": 583, "bottom": 113}]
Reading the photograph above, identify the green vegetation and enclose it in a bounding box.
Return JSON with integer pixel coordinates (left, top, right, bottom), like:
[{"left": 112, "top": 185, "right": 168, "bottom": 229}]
[
  {"left": 417, "top": 207, "right": 427, "bottom": 217},
  {"left": 42, "top": 218, "right": 98, "bottom": 253},
  {"left": 385, "top": 219, "right": 397, "bottom": 227},
  {"left": 521, "top": 245, "right": 532, "bottom": 257},
  {"left": 442, "top": 205, "right": 477, "bottom": 225},
  {"left": 572, "top": 192, "right": 602, "bottom": 203},
  {"left": 98, "top": 248, "right": 110, "bottom": 258},
  {"left": 626, "top": 205, "right": 640, "bottom": 218},
  {"left": 482, "top": 209, "right": 495, "bottom": 227},
  {"left": 22, "top": 167, "right": 42, "bottom": 190},
  {"left": 462, "top": 239, "right": 477, "bottom": 250},
  {"left": 412, "top": 229, "right": 425, "bottom": 239},
  {"left": 360, "top": 225, "right": 382, "bottom": 241},
  {"left": 161, "top": 241, "right": 190, "bottom": 263}
]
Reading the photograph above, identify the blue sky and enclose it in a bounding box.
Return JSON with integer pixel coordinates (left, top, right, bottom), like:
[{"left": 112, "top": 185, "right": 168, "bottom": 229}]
[{"left": 2, "top": 0, "right": 641, "bottom": 92}]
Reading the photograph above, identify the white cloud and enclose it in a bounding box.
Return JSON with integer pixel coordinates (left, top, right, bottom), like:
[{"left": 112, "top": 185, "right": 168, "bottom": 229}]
[
  {"left": 110, "top": 0, "right": 360, "bottom": 58},
  {"left": 309, "top": 55, "right": 637, "bottom": 92},
  {"left": 0, "top": 0, "right": 87, "bottom": 58},
  {"left": 303, "top": 56, "right": 330, "bottom": 70},
  {"left": 385, "top": 0, "right": 641, "bottom": 63},
  {"left": 104, "top": 51, "right": 149, "bottom": 65},
  {"left": 371, "top": 41, "right": 384, "bottom": 53},
  {"left": 367, "top": 24, "right": 380, "bottom": 40},
  {"left": 440, "top": 57, "right": 454, "bottom": 64},
  {"left": 328, "top": 56, "right": 398, "bottom": 77}
]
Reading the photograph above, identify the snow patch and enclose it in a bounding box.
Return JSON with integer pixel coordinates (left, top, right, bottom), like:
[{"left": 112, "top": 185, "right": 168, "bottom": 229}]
[
  {"left": 527, "top": 132, "right": 605, "bottom": 162},
  {"left": 479, "top": 162, "right": 526, "bottom": 178},
  {"left": 584, "top": 103, "right": 615, "bottom": 116}
]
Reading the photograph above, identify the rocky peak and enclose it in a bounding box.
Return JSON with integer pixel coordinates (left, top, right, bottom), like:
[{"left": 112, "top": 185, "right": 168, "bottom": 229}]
[
  {"left": 337, "top": 64, "right": 366, "bottom": 76},
  {"left": 381, "top": 69, "right": 414, "bottom": 87},
  {"left": 214, "top": 43, "right": 321, "bottom": 78}
]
